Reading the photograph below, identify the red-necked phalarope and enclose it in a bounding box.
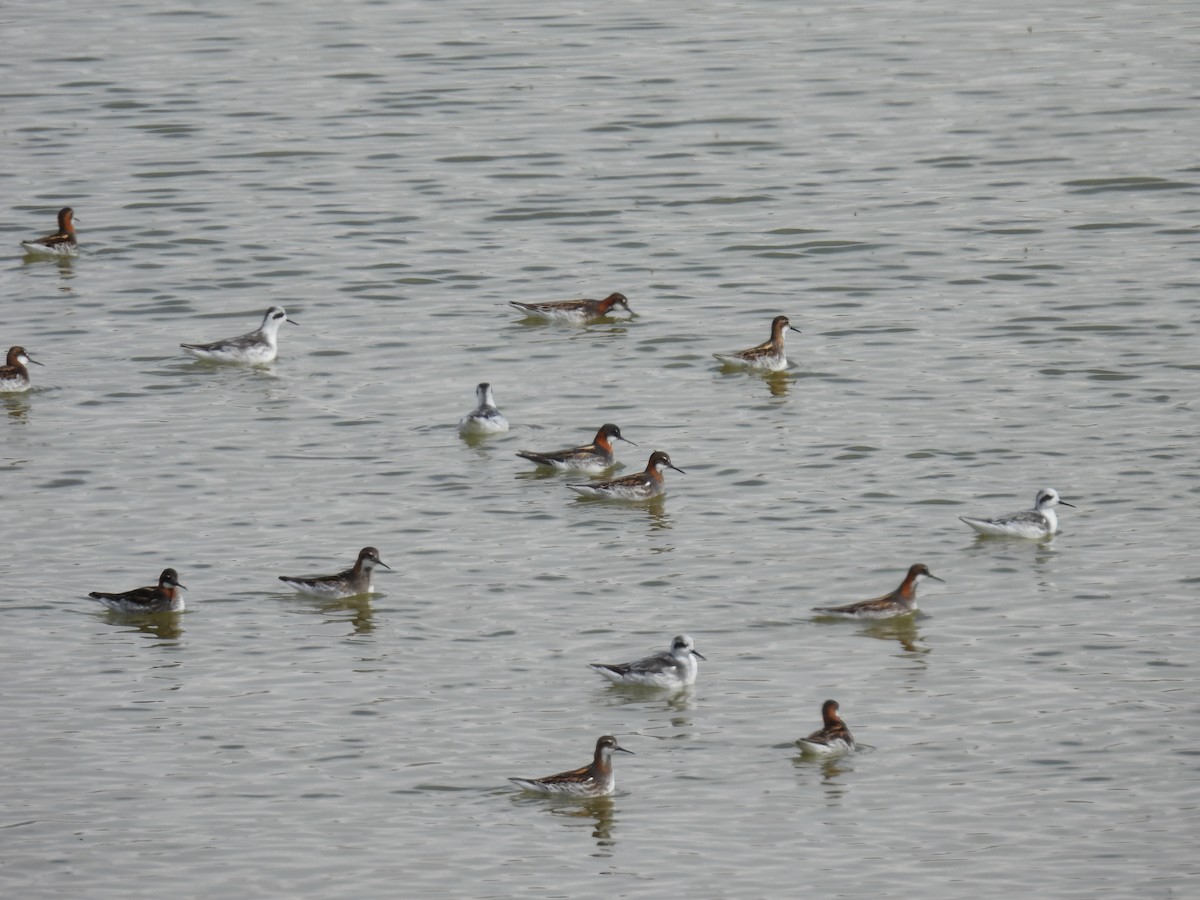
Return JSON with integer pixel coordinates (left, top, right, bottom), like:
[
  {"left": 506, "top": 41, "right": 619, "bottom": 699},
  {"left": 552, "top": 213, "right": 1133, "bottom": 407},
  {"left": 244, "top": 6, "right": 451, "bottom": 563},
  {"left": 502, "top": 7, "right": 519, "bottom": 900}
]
[
  {"left": 509, "top": 292, "right": 631, "bottom": 323},
  {"left": 713, "top": 315, "right": 800, "bottom": 371},
  {"left": 509, "top": 735, "right": 634, "bottom": 798},
  {"left": 517, "top": 423, "right": 634, "bottom": 473},
  {"left": 459, "top": 382, "right": 509, "bottom": 434},
  {"left": 0, "top": 346, "right": 44, "bottom": 393},
  {"left": 589, "top": 634, "right": 705, "bottom": 688},
  {"left": 797, "top": 699, "right": 854, "bottom": 756},
  {"left": 180, "top": 306, "right": 298, "bottom": 364},
  {"left": 960, "top": 487, "right": 1075, "bottom": 539},
  {"left": 813, "top": 563, "right": 944, "bottom": 619},
  {"left": 20, "top": 207, "right": 78, "bottom": 257},
  {"left": 278, "top": 546, "right": 390, "bottom": 598},
  {"left": 567, "top": 450, "right": 683, "bottom": 500},
  {"left": 89, "top": 568, "right": 187, "bottom": 613}
]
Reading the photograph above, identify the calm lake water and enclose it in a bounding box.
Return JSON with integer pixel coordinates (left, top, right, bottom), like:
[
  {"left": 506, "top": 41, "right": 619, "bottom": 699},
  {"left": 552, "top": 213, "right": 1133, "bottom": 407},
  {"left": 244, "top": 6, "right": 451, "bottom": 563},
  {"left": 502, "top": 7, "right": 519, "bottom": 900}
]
[{"left": 2, "top": 1, "right": 1198, "bottom": 897}]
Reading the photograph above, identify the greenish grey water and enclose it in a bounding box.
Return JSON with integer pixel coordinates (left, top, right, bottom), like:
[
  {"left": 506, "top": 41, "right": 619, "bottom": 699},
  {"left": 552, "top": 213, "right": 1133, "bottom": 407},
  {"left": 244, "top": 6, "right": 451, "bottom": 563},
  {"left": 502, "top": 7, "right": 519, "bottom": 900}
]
[{"left": 2, "top": 2, "right": 1198, "bottom": 897}]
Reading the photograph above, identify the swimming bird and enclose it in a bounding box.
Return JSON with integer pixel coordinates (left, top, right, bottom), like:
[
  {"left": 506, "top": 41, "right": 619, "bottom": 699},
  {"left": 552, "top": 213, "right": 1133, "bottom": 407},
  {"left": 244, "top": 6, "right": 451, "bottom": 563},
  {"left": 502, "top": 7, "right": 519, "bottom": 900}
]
[
  {"left": 813, "top": 563, "right": 943, "bottom": 619},
  {"left": 959, "top": 488, "right": 1075, "bottom": 539},
  {"left": 180, "top": 306, "right": 298, "bottom": 364},
  {"left": 713, "top": 315, "right": 800, "bottom": 371},
  {"left": 278, "top": 546, "right": 390, "bottom": 598},
  {"left": 509, "top": 292, "right": 631, "bottom": 323},
  {"left": 0, "top": 346, "right": 43, "bottom": 393},
  {"left": 89, "top": 568, "right": 187, "bottom": 613},
  {"left": 20, "top": 207, "right": 78, "bottom": 257},
  {"left": 797, "top": 699, "right": 854, "bottom": 755},
  {"left": 516, "top": 423, "right": 634, "bottom": 473},
  {"left": 566, "top": 450, "right": 683, "bottom": 500},
  {"left": 459, "top": 382, "right": 509, "bottom": 434},
  {"left": 589, "top": 634, "right": 705, "bottom": 689},
  {"left": 509, "top": 735, "right": 633, "bottom": 798}
]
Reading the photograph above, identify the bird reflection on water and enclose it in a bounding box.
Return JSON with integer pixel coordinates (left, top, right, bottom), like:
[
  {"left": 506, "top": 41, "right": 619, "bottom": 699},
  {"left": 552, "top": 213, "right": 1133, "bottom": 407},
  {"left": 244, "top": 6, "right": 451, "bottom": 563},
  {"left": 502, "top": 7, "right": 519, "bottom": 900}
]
[
  {"left": 116, "top": 616, "right": 184, "bottom": 642},
  {"left": 308, "top": 595, "right": 377, "bottom": 637},
  {"left": 543, "top": 796, "right": 618, "bottom": 852},
  {"left": 793, "top": 749, "right": 857, "bottom": 805},
  {"left": 860, "top": 614, "right": 930, "bottom": 656},
  {"left": 762, "top": 369, "right": 791, "bottom": 398}
]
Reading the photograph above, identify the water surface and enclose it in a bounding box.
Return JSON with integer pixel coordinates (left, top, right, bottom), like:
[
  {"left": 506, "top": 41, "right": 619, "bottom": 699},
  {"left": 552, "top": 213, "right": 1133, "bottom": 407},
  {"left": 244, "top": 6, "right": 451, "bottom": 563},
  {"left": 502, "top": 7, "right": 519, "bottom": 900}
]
[{"left": 1, "top": 1, "right": 1198, "bottom": 897}]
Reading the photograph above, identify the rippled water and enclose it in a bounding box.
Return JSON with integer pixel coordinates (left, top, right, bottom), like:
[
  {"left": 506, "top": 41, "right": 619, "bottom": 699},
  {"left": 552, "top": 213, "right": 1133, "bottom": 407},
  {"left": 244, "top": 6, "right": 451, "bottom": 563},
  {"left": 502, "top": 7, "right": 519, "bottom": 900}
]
[{"left": 2, "top": 1, "right": 1198, "bottom": 897}]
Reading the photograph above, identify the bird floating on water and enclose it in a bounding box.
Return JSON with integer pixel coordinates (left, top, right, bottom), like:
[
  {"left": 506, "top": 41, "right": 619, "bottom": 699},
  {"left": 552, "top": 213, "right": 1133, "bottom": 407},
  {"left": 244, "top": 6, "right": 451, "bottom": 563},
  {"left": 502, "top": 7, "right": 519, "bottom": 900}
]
[
  {"left": 960, "top": 488, "right": 1075, "bottom": 539},
  {"left": 509, "top": 735, "right": 634, "bottom": 798},
  {"left": 509, "top": 292, "right": 632, "bottom": 323},
  {"left": 589, "top": 634, "right": 705, "bottom": 689},
  {"left": 458, "top": 382, "right": 509, "bottom": 434},
  {"left": 89, "top": 568, "right": 187, "bottom": 613},
  {"left": 797, "top": 699, "right": 854, "bottom": 756},
  {"left": 813, "top": 564, "right": 943, "bottom": 619},
  {"left": 20, "top": 207, "right": 78, "bottom": 257},
  {"left": 713, "top": 315, "right": 799, "bottom": 371},
  {"left": 566, "top": 450, "right": 683, "bottom": 500},
  {"left": 180, "top": 306, "right": 298, "bottom": 364}
]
